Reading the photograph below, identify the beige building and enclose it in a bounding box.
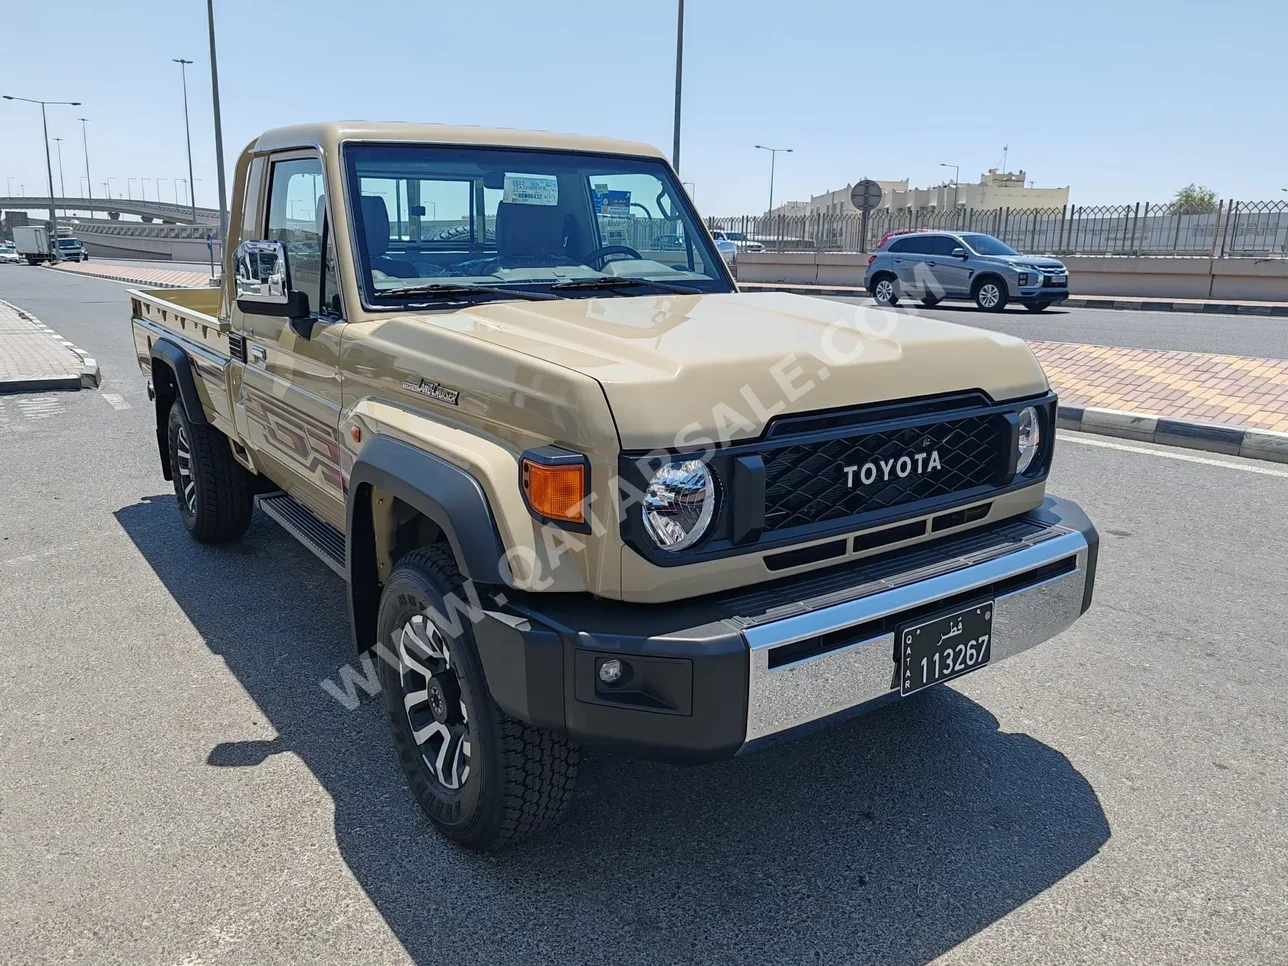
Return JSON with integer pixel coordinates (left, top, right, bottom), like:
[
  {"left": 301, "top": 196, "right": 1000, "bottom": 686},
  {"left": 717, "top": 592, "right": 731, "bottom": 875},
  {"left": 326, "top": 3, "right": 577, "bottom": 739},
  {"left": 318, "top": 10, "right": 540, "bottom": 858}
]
[{"left": 806, "top": 171, "right": 1069, "bottom": 216}]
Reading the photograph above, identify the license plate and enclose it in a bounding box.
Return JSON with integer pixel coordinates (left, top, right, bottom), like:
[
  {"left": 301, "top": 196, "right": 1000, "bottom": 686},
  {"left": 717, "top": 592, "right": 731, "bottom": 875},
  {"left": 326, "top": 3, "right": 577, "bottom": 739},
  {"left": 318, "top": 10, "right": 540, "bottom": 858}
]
[
  {"left": 898, "top": 602, "right": 993, "bottom": 696},
  {"left": 1047, "top": 275, "right": 1067, "bottom": 286}
]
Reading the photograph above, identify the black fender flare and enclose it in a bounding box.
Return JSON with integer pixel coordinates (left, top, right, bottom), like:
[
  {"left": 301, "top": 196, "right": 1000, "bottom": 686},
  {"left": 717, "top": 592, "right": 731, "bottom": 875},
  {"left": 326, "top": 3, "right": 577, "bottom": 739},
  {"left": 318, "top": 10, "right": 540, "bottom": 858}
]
[
  {"left": 150, "top": 338, "right": 209, "bottom": 425},
  {"left": 149, "top": 338, "right": 208, "bottom": 479},
  {"left": 346, "top": 434, "right": 514, "bottom": 651}
]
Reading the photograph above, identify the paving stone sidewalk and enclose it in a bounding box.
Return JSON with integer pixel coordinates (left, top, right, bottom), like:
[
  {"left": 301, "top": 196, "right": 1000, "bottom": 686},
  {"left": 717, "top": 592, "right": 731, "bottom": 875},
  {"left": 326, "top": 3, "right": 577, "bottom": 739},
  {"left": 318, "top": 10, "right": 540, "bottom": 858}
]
[
  {"left": 1030, "top": 341, "right": 1288, "bottom": 433},
  {"left": 51, "top": 261, "right": 214, "bottom": 289},
  {"left": 0, "top": 299, "right": 97, "bottom": 393}
]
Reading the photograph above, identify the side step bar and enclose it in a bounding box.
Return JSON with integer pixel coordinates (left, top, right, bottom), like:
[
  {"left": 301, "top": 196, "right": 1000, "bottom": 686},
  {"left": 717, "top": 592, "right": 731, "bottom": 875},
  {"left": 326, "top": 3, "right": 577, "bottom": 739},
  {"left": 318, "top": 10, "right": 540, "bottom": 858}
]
[{"left": 256, "top": 491, "right": 346, "bottom": 579}]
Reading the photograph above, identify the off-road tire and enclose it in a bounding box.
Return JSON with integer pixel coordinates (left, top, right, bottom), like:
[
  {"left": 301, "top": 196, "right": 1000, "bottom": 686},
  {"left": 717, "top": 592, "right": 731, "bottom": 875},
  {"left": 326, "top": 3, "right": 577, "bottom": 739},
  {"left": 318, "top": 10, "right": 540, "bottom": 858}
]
[
  {"left": 1025, "top": 301, "right": 1052, "bottom": 312},
  {"left": 973, "top": 277, "right": 1009, "bottom": 312},
  {"left": 377, "top": 546, "right": 580, "bottom": 851},
  {"left": 166, "top": 400, "right": 254, "bottom": 543},
  {"left": 871, "top": 273, "right": 900, "bottom": 307}
]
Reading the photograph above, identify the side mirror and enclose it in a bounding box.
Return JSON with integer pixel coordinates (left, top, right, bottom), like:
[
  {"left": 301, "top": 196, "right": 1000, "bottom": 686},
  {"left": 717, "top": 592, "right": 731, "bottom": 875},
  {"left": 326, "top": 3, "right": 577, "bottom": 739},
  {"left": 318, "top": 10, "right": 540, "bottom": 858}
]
[
  {"left": 234, "top": 239, "right": 311, "bottom": 323},
  {"left": 951, "top": 247, "right": 968, "bottom": 259}
]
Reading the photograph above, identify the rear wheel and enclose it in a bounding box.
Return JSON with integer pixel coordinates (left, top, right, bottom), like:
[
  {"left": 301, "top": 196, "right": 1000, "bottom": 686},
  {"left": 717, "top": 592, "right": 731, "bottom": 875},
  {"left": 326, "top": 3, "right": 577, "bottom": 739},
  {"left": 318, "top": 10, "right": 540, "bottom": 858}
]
[
  {"left": 872, "top": 274, "right": 900, "bottom": 307},
  {"left": 974, "top": 278, "right": 1008, "bottom": 312},
  {"left": 1025, "top": 301, "right": 1052, "bottom": 312},
  {"left": 166, "top": 400, "right": 255, "bottom": 543},
  {"left": 377, "top": 546, "right": 580, "bottom": 851}
]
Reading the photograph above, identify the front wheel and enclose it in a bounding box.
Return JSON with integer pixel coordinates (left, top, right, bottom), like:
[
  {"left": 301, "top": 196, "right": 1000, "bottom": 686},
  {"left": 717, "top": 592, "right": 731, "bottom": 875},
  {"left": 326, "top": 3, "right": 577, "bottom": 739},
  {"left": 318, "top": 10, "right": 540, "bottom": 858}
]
[
  {"left": 974, "top": 279, "right": 1008, "bottom": 312},
  {"left": 1025, "top": 301, "right": 1052, "bottom": 312},
  {"left": 872, "top": 275, "right": 900, "bottom": 307},
  {"left": 377, "top": 546, "right": 580, "bottom": 851}
]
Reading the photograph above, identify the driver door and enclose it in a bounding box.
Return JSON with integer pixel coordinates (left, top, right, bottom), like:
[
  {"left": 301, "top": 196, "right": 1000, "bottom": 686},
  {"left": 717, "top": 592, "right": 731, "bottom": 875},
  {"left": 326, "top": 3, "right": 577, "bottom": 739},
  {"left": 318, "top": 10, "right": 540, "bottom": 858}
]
[{"left": 231, "top": 152, "right": 349, "bottom": 529}]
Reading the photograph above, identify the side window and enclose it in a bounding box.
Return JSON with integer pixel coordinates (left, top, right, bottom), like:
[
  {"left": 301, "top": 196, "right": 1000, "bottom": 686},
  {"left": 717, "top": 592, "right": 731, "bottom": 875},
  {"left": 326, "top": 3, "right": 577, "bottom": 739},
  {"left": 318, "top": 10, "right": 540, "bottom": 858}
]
[
  {"left": 587, "top": 172, "right": 707, "bottom": 273},
  {"left": 887, "top": 238, "right": 909, "bottom": 253},
  {"left": 900, "top": 236, "right": 933, "bottom": 255},
  {"left": 925, "top": 236, "right": 959, "bottom": 256},
  {"left": 266, "top": 157, "right": 334, "bottom": 317}
]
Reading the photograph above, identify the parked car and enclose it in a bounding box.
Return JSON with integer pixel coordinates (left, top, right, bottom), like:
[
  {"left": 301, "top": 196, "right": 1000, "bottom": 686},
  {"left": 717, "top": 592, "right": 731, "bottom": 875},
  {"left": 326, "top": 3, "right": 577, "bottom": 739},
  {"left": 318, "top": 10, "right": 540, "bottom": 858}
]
[
  {"left": 0, "top": 247, "right": 20, "bottom": 265},
  {"left": 128, "top": 120, "right": 1096, "bottom": 851},
  {"left": 711, "top": 229, "right": 764, "bottom": 253},
  {"left": 864, "top": 231, "right": 1069, "bottom": 312},
  {"left": 709, "top": 231, "right": 738, "bottom": 265}
]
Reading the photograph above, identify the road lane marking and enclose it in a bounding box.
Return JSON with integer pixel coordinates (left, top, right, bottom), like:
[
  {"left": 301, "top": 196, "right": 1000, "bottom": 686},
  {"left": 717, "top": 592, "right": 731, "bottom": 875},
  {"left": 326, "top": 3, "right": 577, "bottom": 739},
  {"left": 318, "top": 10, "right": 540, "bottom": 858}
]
[
  {"left": 101, "top": 392, "right": 131, "bottom": 410},
  {"left": 1058, "top": 431, "right": 1288, "bottom": 478}
]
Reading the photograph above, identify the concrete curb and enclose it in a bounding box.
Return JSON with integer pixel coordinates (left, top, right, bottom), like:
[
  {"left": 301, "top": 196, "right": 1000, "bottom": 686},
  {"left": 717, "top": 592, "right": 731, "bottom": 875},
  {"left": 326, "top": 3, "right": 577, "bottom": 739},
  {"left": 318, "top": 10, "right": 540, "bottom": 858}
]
[
  {"left": 1058, "top": 404, "right": 1288, "bottom": 463},
  {"left": 738, "top": 282, "right": 1288, "bottom": 316},
  {"left": 0, "top": 298, "right": 100, "bottom": 392}
]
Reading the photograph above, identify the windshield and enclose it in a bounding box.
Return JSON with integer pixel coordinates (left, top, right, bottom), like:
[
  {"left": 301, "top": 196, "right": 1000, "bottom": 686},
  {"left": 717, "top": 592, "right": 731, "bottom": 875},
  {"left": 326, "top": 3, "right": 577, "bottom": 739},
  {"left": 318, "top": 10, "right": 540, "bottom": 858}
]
[
  {"left": 57, "top": 239, "right": 79, "bottom": 248},
  {"left": 344, "top": 143, "right": 732, "bottom": 304},
  {"left": 960, "top": 233, "right": 1018, "bottom": 256}
]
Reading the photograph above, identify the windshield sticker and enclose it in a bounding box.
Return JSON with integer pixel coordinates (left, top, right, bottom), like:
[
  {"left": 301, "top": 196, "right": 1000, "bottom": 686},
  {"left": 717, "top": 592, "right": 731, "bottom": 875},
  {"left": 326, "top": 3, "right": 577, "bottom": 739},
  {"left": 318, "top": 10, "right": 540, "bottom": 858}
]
[{"left": 503, "top": 174, "right": 558, "bottom": 206}]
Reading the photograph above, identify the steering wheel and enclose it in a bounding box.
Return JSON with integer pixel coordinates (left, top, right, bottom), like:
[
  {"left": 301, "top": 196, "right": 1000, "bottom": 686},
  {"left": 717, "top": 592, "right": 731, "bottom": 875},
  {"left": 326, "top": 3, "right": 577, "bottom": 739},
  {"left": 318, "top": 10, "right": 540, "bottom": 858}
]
[{"left": 583, "top": 245, "right": 643, "bottom": 269}]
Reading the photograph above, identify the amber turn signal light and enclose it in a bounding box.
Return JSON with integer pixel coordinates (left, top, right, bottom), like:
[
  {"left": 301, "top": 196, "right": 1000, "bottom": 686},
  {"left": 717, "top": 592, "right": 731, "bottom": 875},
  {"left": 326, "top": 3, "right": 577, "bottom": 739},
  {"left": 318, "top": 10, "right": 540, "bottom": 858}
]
[{"left": 521, "top": 458, "right": 586, "bottom": 525}]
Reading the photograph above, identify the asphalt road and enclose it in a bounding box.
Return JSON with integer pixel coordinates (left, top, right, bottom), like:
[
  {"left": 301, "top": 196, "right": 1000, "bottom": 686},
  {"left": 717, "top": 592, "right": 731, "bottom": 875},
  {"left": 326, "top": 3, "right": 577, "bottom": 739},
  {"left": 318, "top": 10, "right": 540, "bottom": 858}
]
[
  {"left": 826, "top": 295, "right": 1288, "bottom": 358},
  {"left": 2, "top": 269, "right": 1286, "bottom": 965}
]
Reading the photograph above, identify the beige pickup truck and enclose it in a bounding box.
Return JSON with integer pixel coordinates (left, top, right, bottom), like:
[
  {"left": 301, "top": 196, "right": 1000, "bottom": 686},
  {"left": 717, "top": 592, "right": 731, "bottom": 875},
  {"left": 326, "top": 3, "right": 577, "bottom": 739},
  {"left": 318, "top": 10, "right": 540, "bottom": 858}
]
[{"left": 130, "top": 121, "right": 1098, "bottom": 850}]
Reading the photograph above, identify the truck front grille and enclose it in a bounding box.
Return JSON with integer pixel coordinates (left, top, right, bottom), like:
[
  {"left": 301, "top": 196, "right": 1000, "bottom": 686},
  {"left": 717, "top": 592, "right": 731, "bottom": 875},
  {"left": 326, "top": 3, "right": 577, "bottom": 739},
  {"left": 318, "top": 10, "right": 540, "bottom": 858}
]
[{"left": 759, "top": 414, "right": 1008, "bottom": 533}]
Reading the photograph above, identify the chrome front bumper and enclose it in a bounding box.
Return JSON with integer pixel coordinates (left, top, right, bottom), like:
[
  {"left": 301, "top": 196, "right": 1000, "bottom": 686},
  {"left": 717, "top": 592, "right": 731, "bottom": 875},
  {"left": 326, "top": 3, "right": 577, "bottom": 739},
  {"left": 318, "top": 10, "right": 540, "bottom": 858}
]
[{"left": 739, "top": 498, "right": 1096, "bottom": 749}]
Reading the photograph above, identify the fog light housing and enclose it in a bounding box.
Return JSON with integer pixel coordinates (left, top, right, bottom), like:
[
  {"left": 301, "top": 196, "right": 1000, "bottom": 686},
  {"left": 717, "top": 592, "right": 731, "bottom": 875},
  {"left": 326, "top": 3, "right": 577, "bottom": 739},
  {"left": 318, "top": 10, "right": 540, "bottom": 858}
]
[
  {"left": 1017, "top": 272, "right": 1030, "bottom": 286},
  {"left": 598, "top": 659, "right": 624, "bottom": 685}
]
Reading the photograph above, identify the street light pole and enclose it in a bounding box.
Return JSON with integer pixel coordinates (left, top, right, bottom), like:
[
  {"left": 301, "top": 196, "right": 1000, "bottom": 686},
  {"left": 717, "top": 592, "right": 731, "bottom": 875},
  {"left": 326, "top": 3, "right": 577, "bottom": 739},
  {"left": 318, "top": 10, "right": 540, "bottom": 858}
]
[
  {"left": 754, "top": 144, "right": 793, "bottom": 217},
  {"left": 174, "top": 58, "right": 198, "bottom": 224},
  {"left": 128, "top": 177, "right": 137, "bottom": 200},
  {"left": 142, "top": 177, "right": 152, "bottom": 202},
  {"left": 672, "top": 0, "right": 684, "bottom": 171},
  {"left": 2, "top": 94, "right": 81, "bottom": 259},
  {"left": 5, "top": 176, "right": 12, "bottom": 195},
  {"left": 206, "top": 0, "right": 230, "bottom": 249},
  {"left": 940, "top": 163, "right": 960, "bottom": 212},
  {"left": 77, "top": 117, "right": 93, "bottom": 219},
  {"left": 52, "top": 137, "right": 67, "bottom": 218}
]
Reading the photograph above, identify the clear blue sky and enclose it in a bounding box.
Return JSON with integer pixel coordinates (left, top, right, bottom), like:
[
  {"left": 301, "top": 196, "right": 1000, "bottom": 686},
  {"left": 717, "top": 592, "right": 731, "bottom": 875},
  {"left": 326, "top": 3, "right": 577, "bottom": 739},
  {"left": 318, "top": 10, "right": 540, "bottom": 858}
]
[{"left": 3, "top": 0, "right": 1285, "bottom": 215}]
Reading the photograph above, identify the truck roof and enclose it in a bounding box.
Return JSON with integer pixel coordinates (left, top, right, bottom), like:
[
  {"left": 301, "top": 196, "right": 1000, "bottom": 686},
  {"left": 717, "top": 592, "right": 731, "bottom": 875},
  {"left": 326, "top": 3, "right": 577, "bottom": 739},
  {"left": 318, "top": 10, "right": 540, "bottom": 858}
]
[{"left": 250, "top": 121, "right": 668, "bottom": 161}]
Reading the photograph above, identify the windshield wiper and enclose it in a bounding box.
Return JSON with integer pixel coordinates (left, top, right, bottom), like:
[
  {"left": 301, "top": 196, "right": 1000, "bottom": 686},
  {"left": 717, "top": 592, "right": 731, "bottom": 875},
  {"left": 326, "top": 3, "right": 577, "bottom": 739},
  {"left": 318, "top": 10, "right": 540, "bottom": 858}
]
[
  {"left": 548, "top": 277, "right": 702, "bottom": 296},
  {"left": 377, "top": 283, "right": 557, "bottom": 302}
]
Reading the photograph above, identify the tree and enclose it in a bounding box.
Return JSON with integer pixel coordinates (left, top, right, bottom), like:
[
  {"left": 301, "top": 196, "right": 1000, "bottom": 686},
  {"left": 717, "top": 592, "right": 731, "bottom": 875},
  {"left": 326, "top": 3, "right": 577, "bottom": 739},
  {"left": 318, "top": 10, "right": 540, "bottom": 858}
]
[{"left": 1171, "top": 183, "right": 1218, "bottom": 215}]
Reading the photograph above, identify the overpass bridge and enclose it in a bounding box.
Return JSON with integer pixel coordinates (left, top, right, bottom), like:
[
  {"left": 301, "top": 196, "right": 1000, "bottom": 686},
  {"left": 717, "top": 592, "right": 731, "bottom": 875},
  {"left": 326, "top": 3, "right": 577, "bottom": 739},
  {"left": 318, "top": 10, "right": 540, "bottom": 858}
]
[{"left": 0, "top": 195, "right": 222, "bottom": 225}]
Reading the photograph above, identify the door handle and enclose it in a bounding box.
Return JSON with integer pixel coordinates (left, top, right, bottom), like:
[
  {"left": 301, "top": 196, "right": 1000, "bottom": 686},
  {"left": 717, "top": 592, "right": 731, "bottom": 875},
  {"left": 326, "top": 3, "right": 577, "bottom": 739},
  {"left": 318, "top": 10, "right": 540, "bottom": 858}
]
[{"left": 250, "top": 346, "right": 266, "bottom": 364}]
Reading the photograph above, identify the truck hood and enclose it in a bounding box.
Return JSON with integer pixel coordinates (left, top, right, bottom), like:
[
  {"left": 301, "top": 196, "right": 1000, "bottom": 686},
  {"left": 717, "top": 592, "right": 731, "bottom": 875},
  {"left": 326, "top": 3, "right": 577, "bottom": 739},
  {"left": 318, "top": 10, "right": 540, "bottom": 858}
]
[{"left": 435, "top": 291, "right": 1049, "bottom": 450}]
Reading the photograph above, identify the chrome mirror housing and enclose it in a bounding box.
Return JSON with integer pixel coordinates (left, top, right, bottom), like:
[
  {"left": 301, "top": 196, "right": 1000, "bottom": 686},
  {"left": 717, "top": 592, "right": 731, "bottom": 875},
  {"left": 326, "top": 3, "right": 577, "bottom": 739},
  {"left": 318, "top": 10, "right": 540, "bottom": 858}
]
[{"left": 233, "top": 239, "right": 289, "bottom": 304}]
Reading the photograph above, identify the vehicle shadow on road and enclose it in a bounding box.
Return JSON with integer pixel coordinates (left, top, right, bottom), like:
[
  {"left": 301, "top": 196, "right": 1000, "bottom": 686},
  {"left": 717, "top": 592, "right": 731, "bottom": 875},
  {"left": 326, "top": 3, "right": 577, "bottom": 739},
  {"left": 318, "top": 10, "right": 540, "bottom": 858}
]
[{"left": 117, "top": 494, "right": 1109, "bottom": 966}]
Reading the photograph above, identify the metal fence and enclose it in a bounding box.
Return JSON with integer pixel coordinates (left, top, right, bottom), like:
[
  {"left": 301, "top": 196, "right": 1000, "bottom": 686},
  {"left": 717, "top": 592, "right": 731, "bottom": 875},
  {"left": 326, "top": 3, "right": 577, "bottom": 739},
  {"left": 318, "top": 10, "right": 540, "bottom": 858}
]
[{"left": 709, "top": 199, "right": 1288, "bottom": 258}]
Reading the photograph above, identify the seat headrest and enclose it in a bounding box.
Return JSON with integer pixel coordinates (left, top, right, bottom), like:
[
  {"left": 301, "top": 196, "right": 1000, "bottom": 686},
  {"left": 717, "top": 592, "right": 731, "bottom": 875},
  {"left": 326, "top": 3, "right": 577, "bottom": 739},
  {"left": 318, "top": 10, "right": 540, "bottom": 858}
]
[
  {"left": 495, "top": 201, "right": 565, "bottom": 258},
  {"left": 360, "top": 195, "right": 391, "bottom": 257}
]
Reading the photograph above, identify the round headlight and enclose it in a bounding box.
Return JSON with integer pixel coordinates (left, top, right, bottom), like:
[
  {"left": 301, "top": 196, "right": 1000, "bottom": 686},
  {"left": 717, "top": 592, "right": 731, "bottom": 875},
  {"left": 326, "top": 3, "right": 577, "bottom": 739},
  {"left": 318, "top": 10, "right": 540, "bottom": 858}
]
[
  {"left": 1017, "top": 406, "right": 1041, "bottom": 473},
  {"left": 643, "top": 459, "right": 717, "bottom": 551}
]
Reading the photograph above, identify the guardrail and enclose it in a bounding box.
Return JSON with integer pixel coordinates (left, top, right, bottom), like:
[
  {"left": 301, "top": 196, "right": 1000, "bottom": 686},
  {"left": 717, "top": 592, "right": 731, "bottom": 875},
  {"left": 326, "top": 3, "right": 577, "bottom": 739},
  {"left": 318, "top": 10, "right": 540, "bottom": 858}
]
[{"left": 710, "top": 199, "right": 1288, "bottom": 258}]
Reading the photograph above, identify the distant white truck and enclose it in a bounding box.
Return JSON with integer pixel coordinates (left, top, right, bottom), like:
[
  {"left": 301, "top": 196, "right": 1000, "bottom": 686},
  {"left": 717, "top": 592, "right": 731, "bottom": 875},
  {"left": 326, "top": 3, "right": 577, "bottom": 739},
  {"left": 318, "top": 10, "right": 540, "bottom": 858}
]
[{"left": 13, "top": 225, "right": 54, "bottom": 265}]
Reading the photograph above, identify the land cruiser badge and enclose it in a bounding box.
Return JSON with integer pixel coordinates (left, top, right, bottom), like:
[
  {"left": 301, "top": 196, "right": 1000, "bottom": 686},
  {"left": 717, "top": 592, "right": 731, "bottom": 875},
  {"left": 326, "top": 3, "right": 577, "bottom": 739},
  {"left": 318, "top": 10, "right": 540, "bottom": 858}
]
[{"left": 402, "top": 377, "right": 460, "bottom": 406}]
